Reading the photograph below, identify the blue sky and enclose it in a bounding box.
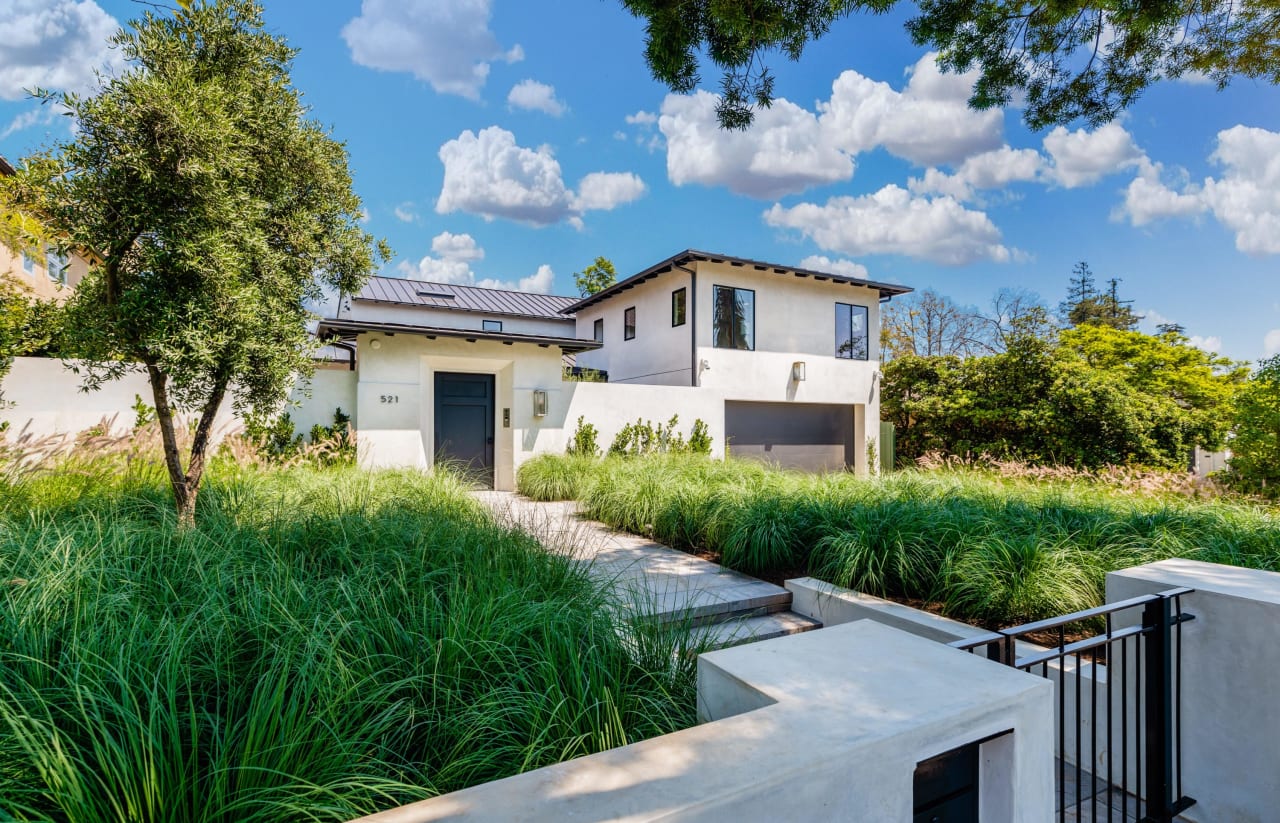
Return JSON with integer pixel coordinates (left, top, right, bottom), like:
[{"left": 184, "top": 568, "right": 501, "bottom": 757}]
[{"left": 2, "top": 1, "right": 1278, "bottom": 361}]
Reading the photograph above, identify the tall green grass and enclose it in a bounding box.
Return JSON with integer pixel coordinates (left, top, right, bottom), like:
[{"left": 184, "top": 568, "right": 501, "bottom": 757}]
[
  {"left": 0, "top": 459, "right": 698, "bottom": 821},
  {"left": 518, "top": 453, "right": 1280, "bottom": 626}
]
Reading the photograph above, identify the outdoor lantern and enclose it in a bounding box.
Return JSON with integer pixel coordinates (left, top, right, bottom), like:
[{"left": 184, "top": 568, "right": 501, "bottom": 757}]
[
  {"left": 792, "top": 361, "right": 807, "bottom": 381},
  {"left": 532, "top": 389, "right": 548, "bottom": 417}
]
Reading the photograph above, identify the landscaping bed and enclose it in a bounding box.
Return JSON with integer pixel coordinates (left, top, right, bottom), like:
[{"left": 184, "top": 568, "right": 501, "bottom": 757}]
[
  {"left": 0, "top": 454, "right": 698, "bottom": 821},
  {"left": 517, "top": 453, "right": 1280, "bottom": 629}
]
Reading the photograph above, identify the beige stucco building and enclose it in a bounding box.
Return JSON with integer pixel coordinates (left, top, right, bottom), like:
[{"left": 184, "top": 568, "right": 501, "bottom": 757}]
[
  {"left": 0, "top": 155, "right": 89, "bottom": 302},
  {"left": 318, "top": 249, "right": 912, "bottom": 489}
]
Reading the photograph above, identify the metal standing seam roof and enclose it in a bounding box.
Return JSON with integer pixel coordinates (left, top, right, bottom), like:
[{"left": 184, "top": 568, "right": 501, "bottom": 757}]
[
  {"left": 560, "top": 249, "right": 914, "bottom": 314},
  {"left": 354, "top": 276, "right": 579, "bottom": 320}
]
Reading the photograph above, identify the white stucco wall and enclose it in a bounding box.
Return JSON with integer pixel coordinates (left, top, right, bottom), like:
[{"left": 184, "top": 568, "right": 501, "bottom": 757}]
[
  {"left": 288, "top": 369, "right": 357, "bottom": 435},
  {"left": 0, "top": 357, "right": 240, "bottom": 438},
  {"left": 572, "top": 269, "right": 693, "bottom": 385},
  {"left": 1107, "top": 559, "right": 1280, "bottom": 823}
]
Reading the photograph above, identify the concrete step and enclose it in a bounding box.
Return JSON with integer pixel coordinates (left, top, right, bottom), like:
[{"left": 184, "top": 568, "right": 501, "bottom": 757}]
[
  {"left": 694, "top": 610, "right": 823, "bottom": 650},
  {"left": 630, "top": 580, "right": 794, "bottom": 627}
]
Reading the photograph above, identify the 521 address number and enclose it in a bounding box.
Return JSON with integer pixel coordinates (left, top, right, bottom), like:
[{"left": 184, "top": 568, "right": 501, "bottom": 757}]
[{"left": 380, "top": 395, "right": 399, "bottom": 404}]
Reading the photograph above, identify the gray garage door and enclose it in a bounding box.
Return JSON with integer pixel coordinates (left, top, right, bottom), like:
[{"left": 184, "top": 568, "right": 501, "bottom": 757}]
[{"left": 725, "top": 401, "right": 855, "bottom": 472}]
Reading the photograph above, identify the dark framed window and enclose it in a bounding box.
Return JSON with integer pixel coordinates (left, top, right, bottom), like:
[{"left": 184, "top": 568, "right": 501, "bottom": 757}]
[
  {"left": 672, "top": 288, "right": 687, "bottom": 327},
  {"left": 482, "top": 319, "right": 503, "bottom": 332},
  {"left": 593, "top": 318, "right": 604, "bottom": 342},
  {"left": 835, "top": 303, "right": 869, "bottom": 360},
  {"left": 712, "top": 285, "right": 755, "bottom": 350},
  {"left": 623, "top": 307, "right": 636, "bottom": 340}
]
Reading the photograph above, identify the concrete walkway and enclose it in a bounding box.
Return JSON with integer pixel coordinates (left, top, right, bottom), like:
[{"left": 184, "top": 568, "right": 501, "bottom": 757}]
[{"left": 473, "top": 491, "right": 820, "bottom": 648}]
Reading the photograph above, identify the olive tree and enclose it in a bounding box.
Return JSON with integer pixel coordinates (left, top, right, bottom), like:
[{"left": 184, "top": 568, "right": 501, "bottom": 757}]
[{"left": 19, "top": 0, "right": 383, "bottom": 524}]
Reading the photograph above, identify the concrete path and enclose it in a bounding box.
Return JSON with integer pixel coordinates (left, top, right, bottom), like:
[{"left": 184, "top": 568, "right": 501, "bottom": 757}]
[{"left": 473, "top": 491, "right": 820, "bottom": 648}]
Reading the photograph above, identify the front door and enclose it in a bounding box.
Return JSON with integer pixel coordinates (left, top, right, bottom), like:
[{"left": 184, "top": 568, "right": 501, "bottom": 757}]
[{"left": 433, "top": 372, "right": 496, "bottom": 488}]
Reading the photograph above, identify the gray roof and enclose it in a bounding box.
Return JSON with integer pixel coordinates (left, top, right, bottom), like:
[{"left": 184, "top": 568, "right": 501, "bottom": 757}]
[
  {"left": 355, "top": 276, "right": 578, "bottom": 320},
  {"left": 562, "top": 249, "right": 913, "bottom": 313}
]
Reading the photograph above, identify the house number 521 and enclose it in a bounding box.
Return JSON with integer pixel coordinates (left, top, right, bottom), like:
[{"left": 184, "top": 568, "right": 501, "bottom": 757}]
[{"left": 380, "top": 395, "right": 399, "bottom": 404}]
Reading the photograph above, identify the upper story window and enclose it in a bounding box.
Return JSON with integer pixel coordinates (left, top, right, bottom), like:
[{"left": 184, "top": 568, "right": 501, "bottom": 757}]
[
  {"left": 482, "top": 319, "right": 502, "bottom": 332},
  {"left": 623, "top": 307, "right": 636, "bottom": 340},
  {"left": 672, "top": 288, "right": 686, "bottom": 327},
  {"left": 20, "top": 250, "right": 37, "bottom": 276},
  {"left": 835, "top": 303, "right": 869, "bottom": 360},
  {"left": 593, "top": 318, "right": 604, "bottom": 342},
  {"left": 46, "top": 249, "right": 68, "bottom": 285},
  {"left": 712, "top": 285, "right": 754, "bottom": 350}
]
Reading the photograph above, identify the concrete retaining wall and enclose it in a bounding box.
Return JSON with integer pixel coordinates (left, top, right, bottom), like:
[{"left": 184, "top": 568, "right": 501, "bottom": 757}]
[{"left": 351, "top": 621, "right": 1053, "bottom": 822}]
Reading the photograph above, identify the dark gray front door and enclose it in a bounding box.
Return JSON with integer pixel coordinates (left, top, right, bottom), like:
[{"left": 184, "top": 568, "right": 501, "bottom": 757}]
[{"left": 434, "top": 372, "right": 495, "bottom": 488}]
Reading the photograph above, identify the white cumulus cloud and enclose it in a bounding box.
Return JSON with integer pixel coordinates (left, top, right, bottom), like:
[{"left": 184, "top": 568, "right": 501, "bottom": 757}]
[
  {"left": 0, "top": 0, "right": 123, "bottom": 101},
  {"left": 818, "top": 53, "right": 1004, "bottom": 167},
  {"left": 571, "top": 172, "right": 646, "bottom": 211},
  {"left": 342, "top": 0, "right": 521, "bottom": 99},
  {"left": 436, "top": 126, "right": 645, "bottom": 226},
  {"left": 798, "top": 255, "right": 870, "bottom": 279},
  {"left": 660, "top": 90, "right": 853, "bottom": 198},
  {"left": 909, "top": 146, "right": 1045, "bottom": 202},
  {"left": 1115, "top": 125, "right": 1280, "bottom": 257},
  {"left": 399, "top": 232, "right": 555, "bottom": 294},
  {"left": 1266, "top": 329, "right": 1280, "bottom": 356},
  {"left": 393, "top": 202, "right": 419, "bottom": 223},
  {"left": 1043, "top": 122, "right": 1146, "bottom": 188},
  {"left": 764, "top": 185, "right": 1013, "bottom": 266},
  {"left": 507, "top": 79, "right": 566, "bottom": 116},
  {"left": 1187, "top": 335, "right": 1223, "bottom": 353}
]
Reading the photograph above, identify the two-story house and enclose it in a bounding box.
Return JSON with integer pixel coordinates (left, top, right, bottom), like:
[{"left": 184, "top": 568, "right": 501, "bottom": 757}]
[
  {"left": 0, "top": 155, "right": 90, "bottom": 301},
  {"left": 317, "top": 249, "right": 911, "bottom": 489}
]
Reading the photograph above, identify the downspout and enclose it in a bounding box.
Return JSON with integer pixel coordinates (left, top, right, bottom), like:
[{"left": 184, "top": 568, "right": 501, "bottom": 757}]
[
  {"left": 333, "top": 340, "right": 357, "bottom": 371},
  {"left": 674, "top": 262, "right": 697, "bottom": 386}
]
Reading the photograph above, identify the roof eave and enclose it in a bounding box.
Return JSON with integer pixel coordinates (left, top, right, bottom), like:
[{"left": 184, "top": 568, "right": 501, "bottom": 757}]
[
  {"left": 560, "top": 249, "right": 913, "bottom": 313},
  {"left": 317, "top": 318, "right": 602, "bottom": 354}
]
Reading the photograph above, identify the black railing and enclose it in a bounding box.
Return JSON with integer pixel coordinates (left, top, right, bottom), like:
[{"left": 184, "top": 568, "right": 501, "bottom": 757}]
[{"left": 951, "top": 587, "right": 1196, "bottom": 823}]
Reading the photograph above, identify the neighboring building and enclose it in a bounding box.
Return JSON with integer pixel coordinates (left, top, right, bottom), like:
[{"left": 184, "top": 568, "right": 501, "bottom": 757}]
[
  {"left": 0, "top": 155, "right": 90, "bottom": 302},
  {"left": 318, "top": 249, "right": 912, "bottom": 489}
]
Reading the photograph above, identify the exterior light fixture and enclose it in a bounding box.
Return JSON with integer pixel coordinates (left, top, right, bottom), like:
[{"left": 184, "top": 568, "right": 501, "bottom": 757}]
[
  {"left": 370, "top": 339, "right": 382, "bottom": 350},
  {"left": 532, "top": 389, "right": 548, "bottom": 417},
  {"left": 792, "top": 361, "right": 806, "bottom": 381}
]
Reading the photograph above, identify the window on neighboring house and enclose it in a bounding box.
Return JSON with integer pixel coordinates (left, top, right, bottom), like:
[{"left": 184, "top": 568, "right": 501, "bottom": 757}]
[
  {"left": 624, "top": 307, "right": 636, "bottom": 340},
  {"left": 482, "top": 319, "right": 502, "bottom": 332},
  {"left": 835, "top": 303, "right": 869, "bottom": 360},
  {"left": 46, "top": 249, "right": 68, "bottom": 285},
  {"left": 712, "top": 285, "right": 755, "bottom": 350},
  {"left": 593, "top": 318, "right": 604, "bottom": 342},
  {"left": 672, "top": 288, "right": 687, "bottom": 327},
  {"left": 20, "top": 250, "right": 37, "bottom": 276}
]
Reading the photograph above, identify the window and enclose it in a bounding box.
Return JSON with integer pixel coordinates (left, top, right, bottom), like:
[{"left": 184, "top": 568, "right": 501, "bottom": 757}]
[
  {"left": 835, "top": 303, "right": 869, "bottom": 360},
  {"left": 46, "top": 249, "right": 68, "bottom": 285},
  {"left": 20, "top": 251, "right": 36, "bottom": 276},
  {"left": 712, "top": 285, "right": 755, "bottom": 350},
  {"left": 593, "top": 318, "right": 604, "bottom": 342},
  {"left": 482, "top": 319, "right": 503, "bottom": 332},
  {"left": 672, "top": 288, "right": 687, "bottom": 327},
  {"left": 623, "top": 307, "right": 636, "bottom": 340}
]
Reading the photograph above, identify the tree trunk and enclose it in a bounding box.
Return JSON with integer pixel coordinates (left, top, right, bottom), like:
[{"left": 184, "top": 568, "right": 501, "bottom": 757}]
[{"left": 146, "top": 363, "right": 231, "bottom": 528}]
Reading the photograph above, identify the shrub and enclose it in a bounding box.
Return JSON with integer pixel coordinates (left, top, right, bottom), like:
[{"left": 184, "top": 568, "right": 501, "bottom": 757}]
[{"left": 567, "top": 415, "right": 600, "bottom": 457}]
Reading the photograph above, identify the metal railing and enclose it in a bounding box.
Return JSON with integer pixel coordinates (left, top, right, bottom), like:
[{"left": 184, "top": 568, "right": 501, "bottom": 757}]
[{"left": 951, "top": 587, "right": 1196, "bottom": 823}]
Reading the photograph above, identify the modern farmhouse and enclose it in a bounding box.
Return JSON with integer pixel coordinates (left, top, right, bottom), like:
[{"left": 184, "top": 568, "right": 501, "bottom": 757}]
[{"left": 317, "top": 249, "right": 912, "bottom": 489}]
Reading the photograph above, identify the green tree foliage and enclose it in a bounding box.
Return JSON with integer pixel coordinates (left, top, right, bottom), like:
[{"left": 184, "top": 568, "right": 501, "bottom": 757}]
[
  {"left": 882, "top": 324, "right": 1245, "bottom": 469},
  {"left": 619, "top": 0, "right": 1278, "bottom": 131},
  {"left": 1059, "top": 263, "right": 1141, "bottom": 330},
  {"left": 1227, "top": 356, "right": 1280, "bottom": 495},
  {"left": 573, "top": 256, "right": 617, "bottom": 296},
  {"left": 17, "top": 0, "right": 382, "bottom": 523}
]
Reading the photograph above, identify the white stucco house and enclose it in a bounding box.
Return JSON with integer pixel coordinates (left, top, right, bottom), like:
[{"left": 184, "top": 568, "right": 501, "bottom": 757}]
[{"left": 316, "top": 249, "right": 912, "bottom": 490}]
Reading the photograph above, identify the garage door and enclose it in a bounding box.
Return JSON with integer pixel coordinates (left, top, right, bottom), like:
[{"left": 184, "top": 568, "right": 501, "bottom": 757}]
[{"left": 725, "top": 401, "right": 854, "bottom": 472}]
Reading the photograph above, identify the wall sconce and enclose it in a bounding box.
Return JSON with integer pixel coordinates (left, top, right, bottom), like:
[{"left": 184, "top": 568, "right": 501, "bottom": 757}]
[
  {"left": 532, "top": 389, "right": 548, "bottom": 417},
  {"left": 792, "top": 361, "right": 807, "bottom": 381},
  {"left": 370, "top": 339, "right": 382, "bottom": 350}
]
